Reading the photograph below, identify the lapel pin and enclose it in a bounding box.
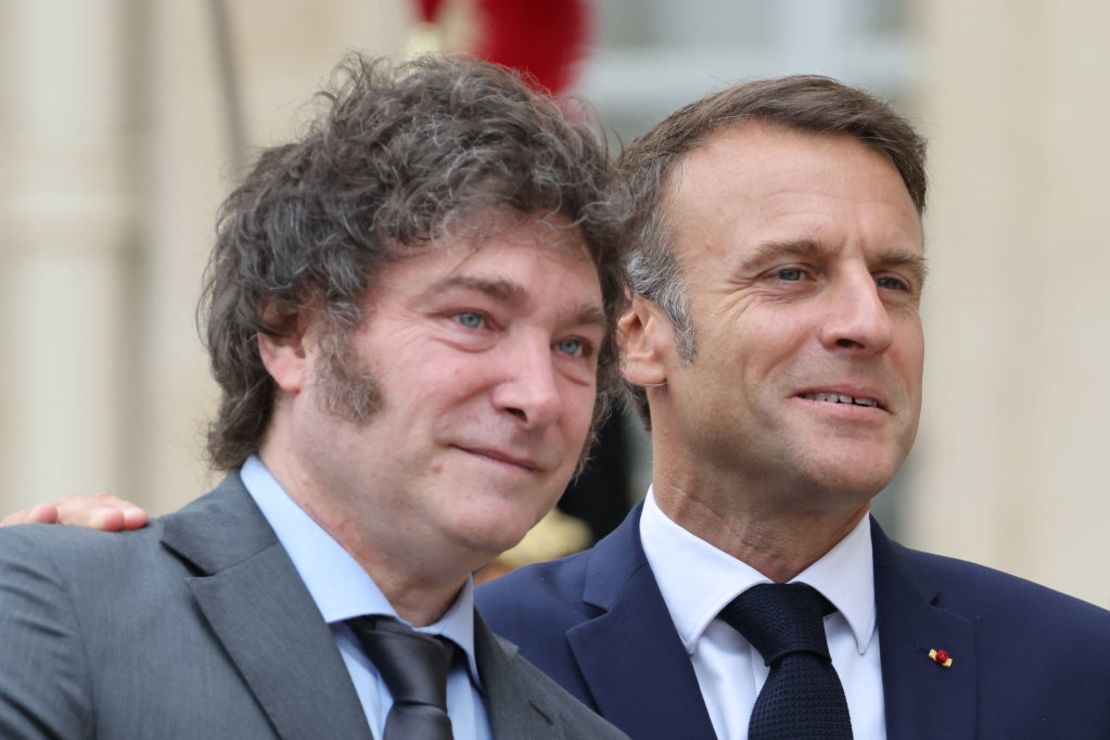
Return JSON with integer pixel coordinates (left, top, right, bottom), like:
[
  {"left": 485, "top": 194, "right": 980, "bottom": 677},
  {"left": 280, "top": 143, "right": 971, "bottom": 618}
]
[{"left": 928, "top": 648, "right": 953, "bottom": 668}]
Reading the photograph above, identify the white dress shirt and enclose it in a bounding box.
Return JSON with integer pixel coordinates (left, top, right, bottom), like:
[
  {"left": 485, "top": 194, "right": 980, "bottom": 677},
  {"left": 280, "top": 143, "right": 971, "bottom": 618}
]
[
  {"left": 640, "top": 488, "right": 886, "bottom": 740},
  {"left": 241, "top": 455, "right": 492, "bottom": 740}
]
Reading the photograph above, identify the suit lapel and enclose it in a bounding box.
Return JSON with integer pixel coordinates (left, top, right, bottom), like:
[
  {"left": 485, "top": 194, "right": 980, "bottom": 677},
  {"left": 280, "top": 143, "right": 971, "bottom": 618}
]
[
  {"left": 566, "top": 504, "right": 716, "bottom": 740},
  {"left": 475, "top": 612, "right": 564, "bottom": 739},
  {"left": 161, "top": 476, "right": 373, "bottom": 740},
  {"left": 872, "top": 520, "right": 977, "bottom": 739}
]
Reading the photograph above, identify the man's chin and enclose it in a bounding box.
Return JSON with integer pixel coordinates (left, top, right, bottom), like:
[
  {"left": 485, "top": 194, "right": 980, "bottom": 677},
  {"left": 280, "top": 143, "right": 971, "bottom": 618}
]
[
  {"left": 794, "top": 437, "right": 906, "bottom": 488},
  {"left": 447, "top": 514, "right": 543, "bottom": 566},
  {"left": 807, "top": 466, "right": 896, "bottom": 502}
]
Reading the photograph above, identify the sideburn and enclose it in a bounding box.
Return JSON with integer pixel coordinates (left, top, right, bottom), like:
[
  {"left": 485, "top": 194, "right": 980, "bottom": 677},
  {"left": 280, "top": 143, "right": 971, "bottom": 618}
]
[{"left": 315, "top": 324, "right": 384, "bottom": 424}]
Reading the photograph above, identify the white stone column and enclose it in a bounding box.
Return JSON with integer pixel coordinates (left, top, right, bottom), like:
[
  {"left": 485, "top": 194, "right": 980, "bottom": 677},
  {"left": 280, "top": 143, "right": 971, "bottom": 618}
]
[
  {"left": 909, "top": 0, "right": 1110, "bottom": 607},
  {"left": 0, "top": 0, "right": 138, "bottom": 508},
  {"left": 0, "top": 0, "right": 413, "bottom": 517}
]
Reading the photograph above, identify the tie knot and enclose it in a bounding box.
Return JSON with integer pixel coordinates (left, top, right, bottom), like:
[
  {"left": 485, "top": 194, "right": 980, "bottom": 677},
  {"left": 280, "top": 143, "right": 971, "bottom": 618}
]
[
  {"left": 348, "top": 616, "right": 454, "bottom": 710},
  {"left": 720, "top": 583, "right": 834, "bottom": 666}
]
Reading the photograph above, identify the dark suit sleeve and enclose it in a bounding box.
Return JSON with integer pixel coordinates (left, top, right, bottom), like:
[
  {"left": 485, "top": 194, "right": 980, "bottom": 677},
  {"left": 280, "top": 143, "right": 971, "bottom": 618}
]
[{"left": 0, "top": 526, "right": 93, "bottom": 739}]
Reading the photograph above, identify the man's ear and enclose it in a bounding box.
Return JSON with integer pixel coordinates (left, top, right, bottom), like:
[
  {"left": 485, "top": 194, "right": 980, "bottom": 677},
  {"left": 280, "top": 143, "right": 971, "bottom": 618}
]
[
  {"left": 617, "top": 294, "right": 672, "bottom": 387},
  {"left": 257, "top": 300, "right": 312, "bottom": 394}
]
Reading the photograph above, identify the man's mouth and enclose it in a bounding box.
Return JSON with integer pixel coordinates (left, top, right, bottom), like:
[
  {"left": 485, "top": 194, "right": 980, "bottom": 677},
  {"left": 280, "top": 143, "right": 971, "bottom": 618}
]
[
  {"left": 798, "top": 391, "right": 884, "bottom": 410},
  {"left": 453, "top": 445, "right": 540, "bottom": 472}
]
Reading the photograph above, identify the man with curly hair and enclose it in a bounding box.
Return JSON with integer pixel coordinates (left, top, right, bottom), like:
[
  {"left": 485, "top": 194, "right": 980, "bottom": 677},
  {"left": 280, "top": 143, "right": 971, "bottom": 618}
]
[{"left": 0, "top": 55, "right": 627, "bottom": 740}]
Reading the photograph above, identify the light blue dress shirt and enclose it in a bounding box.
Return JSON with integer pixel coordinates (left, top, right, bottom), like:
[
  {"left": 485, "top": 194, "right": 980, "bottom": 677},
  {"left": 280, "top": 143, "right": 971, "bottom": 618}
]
[{"left": 241, "top": 455, "right": 492, "bottom": 740}]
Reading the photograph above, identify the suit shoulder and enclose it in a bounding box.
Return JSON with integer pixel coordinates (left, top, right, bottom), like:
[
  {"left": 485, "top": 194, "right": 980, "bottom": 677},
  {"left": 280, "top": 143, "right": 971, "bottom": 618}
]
[
  {"left": 0, "top": 520, "right": 167, "bottom": 573},
  {"left": 477, "top": 548, "right": 596, "bottom": 632},
  {"left": 0, "top": 520, "right": 186, "bottom": 635},
  {"left": 888, "top": 544, "right": 1110, "bottom": 732},
  {"left": 0, "top": 522, "right": 173, "bottom": 738},
  {"left": 895, "top": 544, "right": 1110, "bottom": 641}
]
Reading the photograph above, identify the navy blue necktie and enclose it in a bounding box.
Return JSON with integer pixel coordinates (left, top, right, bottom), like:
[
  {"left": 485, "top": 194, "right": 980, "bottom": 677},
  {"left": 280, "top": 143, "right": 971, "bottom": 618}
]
[
  {"left": 720, "top": 583, "right": 853, "bottom": 739},
  {"left": 348, "top": 616, "right": 455, "bottom": 740}
]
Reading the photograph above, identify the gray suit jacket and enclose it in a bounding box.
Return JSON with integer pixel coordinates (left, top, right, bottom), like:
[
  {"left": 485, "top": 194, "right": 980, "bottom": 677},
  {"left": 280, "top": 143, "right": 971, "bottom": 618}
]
[{"left": 0, "top": 474, "right": 626, "bottom": 740}]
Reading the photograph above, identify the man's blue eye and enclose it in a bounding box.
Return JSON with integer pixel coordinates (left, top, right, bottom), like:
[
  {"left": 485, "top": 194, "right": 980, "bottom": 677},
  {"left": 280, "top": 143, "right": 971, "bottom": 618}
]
[
  {"left": 776, "top": 267, "right": 804, "bottom": 281},
  {"left": 456, "top": 312, "right": 484, "bottom": 329},
  {"left": 876, "top": 276, "right": 907, "bottom": 291},
  {"left": 557, "top": 338, "right": 585, "bottom": 357}
]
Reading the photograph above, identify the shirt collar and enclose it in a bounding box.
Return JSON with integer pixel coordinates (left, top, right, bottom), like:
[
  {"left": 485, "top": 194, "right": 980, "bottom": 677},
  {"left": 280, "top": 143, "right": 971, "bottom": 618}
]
[
  {"left": 791, "top": 508, "right": 877, "bottom": 655},
  {"left": 240, "top": 455, "right": 483, "bottom": 684},
  {"left": 640, "top": 487, "right": 876, "bottom": 655}
]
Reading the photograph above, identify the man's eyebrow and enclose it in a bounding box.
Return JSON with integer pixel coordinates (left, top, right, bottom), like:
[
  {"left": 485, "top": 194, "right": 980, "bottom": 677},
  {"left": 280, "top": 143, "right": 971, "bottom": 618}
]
[
  {"left": 739, "top": 239, "right": 825, "bottom": 271},
  {"left": 741, "top": 239, "right": 929, "bottom": 283},
  {"left": 572, "top": 304, "right": 609, "bottom": 332},
  {"left": 436, "top": 274, "right": 526, "bottom": 303},
  {"left": 434, "top": 274, "right": 608, "bottom": 329},
  {"left": 878, "top": 251, "right": 929, "bottom": 285}
]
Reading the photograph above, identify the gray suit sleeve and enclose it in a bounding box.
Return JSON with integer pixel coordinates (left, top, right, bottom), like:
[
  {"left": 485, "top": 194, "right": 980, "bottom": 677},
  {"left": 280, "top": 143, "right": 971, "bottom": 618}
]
[{"left": 0, "top": 525, "right": 93, "bottom": 739}]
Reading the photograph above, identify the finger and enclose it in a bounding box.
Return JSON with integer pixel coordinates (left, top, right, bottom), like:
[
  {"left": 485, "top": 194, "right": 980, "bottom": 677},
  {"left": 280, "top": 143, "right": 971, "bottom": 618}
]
[
  {"left": 85, "top": 506, "right": 147, "bottom": 531},
  {"left": 89, "top": 493, "right": 149, "bottom": 529},
  {"left": 121, "top": 506, "right": 149, "bottom": 529},
  {"left": 99, "top": 495, "right": 148, "bottom": 530},
  {"left": 0, "top": 503, "right": 60, "bottom": 527},
  {"left": 54, "top": 495, "right": 147, "bottom": 531},
  {"left": 88, "top": 508, "right": 127, "bottom": 532}
]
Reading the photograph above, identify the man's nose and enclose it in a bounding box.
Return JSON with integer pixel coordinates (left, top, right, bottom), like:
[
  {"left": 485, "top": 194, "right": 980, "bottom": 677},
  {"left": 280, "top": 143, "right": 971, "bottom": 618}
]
[
  {"left": 818, "top": 271, "right": 894, "bottom": 354},
  {"left": 491, "top": 339, "right": 562, "bottom": 428}
]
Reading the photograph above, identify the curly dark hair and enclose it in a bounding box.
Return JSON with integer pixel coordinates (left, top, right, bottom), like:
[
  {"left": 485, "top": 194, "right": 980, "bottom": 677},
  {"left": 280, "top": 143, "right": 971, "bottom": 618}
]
[
  {"left": 615, "top": 75, "right": 928, "bottom": 426},
  {"left": 201, "top": 54, "right": 624, "bottom": 471}
]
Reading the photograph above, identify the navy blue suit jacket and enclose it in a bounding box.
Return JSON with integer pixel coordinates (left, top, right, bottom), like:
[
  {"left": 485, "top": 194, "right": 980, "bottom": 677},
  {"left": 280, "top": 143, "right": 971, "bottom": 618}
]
[{"left": 477, "top": 504, "right": 1110, "bottom": 739}]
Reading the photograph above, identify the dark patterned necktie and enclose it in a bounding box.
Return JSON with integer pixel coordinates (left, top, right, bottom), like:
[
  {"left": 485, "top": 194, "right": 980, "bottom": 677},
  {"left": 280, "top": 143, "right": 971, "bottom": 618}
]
[
  {"left": 719, "top": 583, "right": 853, "bottom": 739},
  {"left": 347, "top": 616, "right": 455, "bottom": 740}
]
